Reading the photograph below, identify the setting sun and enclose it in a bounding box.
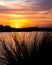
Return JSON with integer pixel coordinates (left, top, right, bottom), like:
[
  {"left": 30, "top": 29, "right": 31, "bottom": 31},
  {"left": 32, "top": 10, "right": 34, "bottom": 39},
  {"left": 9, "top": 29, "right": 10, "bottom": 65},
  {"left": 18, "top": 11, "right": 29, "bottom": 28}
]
[
  {"left": 15, "top": 25, "right": 19, "bottom": 28},
  {"left": 7, "top": 17, "right": 31, "bottom": 28},
  {"left": 0, "top": 0, "right": 52, "bottom": 28}
]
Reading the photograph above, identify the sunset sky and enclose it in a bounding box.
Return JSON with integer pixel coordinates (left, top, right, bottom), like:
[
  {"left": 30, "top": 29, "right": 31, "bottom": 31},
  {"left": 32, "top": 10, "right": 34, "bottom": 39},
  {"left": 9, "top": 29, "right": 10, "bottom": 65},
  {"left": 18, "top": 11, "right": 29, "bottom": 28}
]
[{"left": 0, "top": 0, "right": 52, "bottom": 28}]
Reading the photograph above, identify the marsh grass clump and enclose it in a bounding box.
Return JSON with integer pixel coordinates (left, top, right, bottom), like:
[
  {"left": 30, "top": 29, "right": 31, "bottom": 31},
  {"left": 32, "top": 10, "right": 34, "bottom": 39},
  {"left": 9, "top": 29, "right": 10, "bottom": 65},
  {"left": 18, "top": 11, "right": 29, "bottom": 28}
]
[
  {"left": 0, "top": 35, "right": 30, "bottom": 65},
  {"left": 37, "top": 32, "right": 52, "bottom": 63},
  {"left": 0, "top": 32, "right": 52, "bottom": 65}
]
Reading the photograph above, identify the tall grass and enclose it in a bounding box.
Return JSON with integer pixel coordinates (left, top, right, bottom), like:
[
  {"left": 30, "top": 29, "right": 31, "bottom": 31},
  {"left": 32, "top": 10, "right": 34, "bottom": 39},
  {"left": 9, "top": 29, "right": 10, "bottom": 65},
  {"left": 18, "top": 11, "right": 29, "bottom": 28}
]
[
  {"left": 0, "top": 32, "right": 52, "bottom": 65},
  {"left": 37, "top": 32, "right": 52, "bottom": 63},
  {"left": 0, "top": 35, "right": 30, "bottom": 65}
]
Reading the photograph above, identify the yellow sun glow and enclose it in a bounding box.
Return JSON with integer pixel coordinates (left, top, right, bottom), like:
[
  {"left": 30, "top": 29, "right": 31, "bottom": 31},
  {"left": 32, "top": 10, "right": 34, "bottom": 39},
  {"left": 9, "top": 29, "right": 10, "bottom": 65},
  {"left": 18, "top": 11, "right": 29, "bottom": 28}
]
[
  {"left": 9, "top": 14, "right": 25, "bottom": 17},
  {"left": 15, "top": 25, "right": 19, "bottom": 28},
  {"left": 8, "top": 18, "right": 30, "bottom": 28},
  {"left": 6, "top": 13, "right": 29, "bottom": 28}
]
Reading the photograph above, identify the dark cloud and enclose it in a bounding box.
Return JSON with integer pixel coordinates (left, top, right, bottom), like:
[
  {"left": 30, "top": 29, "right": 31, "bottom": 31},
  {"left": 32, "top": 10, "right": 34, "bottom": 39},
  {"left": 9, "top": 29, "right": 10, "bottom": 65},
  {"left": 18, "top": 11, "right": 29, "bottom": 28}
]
[
  {"left": 0, "top": 0, "right": 52, "bottom": 11},
  {"left": 37, "top": 0, "right": 52, "bottom": 10},
  {"left": 26, "top": 0, "right": 52, "bottom": 10},
  {"left": 0, "top": 0, "right": 52, "bottom": 13}
]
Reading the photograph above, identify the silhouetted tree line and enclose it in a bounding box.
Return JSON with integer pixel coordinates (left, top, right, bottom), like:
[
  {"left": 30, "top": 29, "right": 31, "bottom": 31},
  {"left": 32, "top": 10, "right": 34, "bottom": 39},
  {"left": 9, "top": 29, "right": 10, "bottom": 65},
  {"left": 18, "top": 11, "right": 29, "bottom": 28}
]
[
  {"left": 0, "top": 25, "right": 12, "bottom": 31},
  {"left": 0, "top": 25, "right": 52, "bottom": 31}
]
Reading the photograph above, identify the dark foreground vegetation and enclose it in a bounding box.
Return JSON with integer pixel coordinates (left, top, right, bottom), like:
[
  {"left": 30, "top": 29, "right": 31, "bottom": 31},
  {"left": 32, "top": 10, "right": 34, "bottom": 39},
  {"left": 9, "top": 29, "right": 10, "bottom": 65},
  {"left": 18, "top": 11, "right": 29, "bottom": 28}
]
[
  {"left": 0, "top": 25, "right": 52, "bottom": 31},
  {"left": 0, "top": 32, "right": 52, "bottom": 65}
]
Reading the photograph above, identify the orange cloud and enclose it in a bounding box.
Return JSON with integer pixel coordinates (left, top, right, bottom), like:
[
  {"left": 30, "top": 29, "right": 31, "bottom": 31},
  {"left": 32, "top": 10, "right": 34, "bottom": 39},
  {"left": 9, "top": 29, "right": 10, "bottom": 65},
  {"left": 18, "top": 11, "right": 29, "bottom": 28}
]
[{"left": 0, "top": 1, "right": 52, "bottom": 28}]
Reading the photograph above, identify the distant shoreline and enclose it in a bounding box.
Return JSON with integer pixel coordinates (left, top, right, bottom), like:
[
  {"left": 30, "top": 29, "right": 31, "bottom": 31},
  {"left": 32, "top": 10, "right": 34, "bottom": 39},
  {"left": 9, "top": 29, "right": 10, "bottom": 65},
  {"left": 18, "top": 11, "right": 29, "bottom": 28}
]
[{"left": 0, "top": 25, "right": 52, "bottom": 32}]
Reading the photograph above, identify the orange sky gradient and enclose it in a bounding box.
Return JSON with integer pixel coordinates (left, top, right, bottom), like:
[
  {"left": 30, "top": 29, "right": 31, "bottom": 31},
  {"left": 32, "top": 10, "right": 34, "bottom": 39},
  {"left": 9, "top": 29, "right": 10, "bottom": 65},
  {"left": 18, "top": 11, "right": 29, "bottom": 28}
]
[{"left": 0, "top": 0, "right": 52, "bottom": 28}]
